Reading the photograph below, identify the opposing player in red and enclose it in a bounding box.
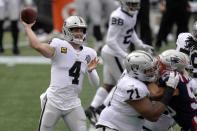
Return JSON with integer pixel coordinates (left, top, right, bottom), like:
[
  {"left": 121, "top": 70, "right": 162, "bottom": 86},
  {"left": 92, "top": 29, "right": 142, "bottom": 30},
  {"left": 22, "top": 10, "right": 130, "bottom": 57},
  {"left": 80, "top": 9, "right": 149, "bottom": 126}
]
[{"left": 144, "top": 49, "right": 197, "bottom": 131}]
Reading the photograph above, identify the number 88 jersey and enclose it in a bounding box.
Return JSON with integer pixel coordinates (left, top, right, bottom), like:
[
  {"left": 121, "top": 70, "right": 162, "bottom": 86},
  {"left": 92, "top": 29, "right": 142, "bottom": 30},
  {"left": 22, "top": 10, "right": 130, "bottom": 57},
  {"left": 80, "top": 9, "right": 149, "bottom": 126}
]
[{"left": 102, "top": 7, "right": 139, "bottom": 58}]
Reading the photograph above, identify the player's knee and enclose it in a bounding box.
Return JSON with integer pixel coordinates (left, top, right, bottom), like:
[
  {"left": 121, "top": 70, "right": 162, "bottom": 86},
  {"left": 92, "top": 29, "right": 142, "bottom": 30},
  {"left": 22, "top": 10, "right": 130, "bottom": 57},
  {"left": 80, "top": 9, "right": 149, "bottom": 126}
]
[{"left": 41, "top": 111, "right": 58, "bottom": 128}]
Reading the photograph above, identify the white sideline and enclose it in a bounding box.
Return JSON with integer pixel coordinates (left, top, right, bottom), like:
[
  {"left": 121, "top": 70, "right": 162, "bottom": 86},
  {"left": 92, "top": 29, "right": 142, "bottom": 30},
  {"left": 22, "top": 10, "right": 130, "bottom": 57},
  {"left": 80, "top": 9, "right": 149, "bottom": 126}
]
[
  {"left": 4, "top": 41, "right": 28, "bottom": 49},
  {"left": 0, "top": 56, "right": 103, "bottom": 66},
  {"left": 1, "top": 41, "right": 103, "bottom": 65},
  {"left": 0, "top": 56, "right": 50, "bottom": 65}
]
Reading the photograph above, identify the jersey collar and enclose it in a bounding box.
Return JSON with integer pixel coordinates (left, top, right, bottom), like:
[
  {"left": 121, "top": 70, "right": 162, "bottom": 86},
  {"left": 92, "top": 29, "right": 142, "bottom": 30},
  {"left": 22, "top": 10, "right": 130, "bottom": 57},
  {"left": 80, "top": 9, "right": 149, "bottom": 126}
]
[{"left": 121, "top": 7, "right": 134, "bottom": 17}]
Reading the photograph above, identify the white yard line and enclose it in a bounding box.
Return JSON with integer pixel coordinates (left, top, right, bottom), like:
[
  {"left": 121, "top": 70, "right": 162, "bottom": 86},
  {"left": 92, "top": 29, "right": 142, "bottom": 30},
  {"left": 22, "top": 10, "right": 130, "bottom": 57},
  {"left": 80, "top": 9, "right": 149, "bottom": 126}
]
[
  {"left": 4, "top": 41, "right": 28, "bottom": 49},
  {"left": 0, "top": 40, "right": 51, "bottom": 66},
  {"left": 0, "top": 56, "right": 50, "bottom": 66},
  {"left": 1, "top": 41, "right": 103, "bottom": 65}
]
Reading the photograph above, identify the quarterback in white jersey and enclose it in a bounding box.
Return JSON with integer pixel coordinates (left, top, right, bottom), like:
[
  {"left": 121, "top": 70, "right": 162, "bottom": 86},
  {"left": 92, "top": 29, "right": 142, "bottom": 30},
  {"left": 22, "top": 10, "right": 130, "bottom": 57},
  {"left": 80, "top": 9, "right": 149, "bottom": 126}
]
[
  {"left": 85, "top": 1, "right": 153, "bottom": 123},
  {"left": 96, "top": 50, "right": 180, "bottom": 131},
  {"left": 21, "top": 16, "right": 100, "bottom": 131}
]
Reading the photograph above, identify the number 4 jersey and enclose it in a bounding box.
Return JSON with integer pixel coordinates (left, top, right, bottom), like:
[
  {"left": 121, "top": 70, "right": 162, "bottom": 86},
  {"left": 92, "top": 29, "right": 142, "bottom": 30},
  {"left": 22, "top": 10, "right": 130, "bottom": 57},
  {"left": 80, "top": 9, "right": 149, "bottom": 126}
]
[{"left": 46, "top": 38, "right": 97, "bottom": 110}]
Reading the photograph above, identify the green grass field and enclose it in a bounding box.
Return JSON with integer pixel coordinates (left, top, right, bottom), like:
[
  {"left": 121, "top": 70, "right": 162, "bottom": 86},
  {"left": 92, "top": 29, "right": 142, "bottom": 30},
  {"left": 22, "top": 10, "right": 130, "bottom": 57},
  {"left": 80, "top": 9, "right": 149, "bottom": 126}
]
[
  {"left": 0, "top": 64, "right": 103, "bottom": 131},
  {"left": 0, "top": 32, "right": 180, "bottom": 131}
]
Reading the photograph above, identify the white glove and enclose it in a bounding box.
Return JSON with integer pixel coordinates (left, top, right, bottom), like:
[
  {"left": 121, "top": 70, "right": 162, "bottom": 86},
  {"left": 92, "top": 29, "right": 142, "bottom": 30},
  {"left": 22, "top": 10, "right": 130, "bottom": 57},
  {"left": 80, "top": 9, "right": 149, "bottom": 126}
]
[
  {"left": 142, "top": 44, "right": 154, "bottom": 54},
  {"left": 166, "top": 72, "right": 180, "bottom": 89}
]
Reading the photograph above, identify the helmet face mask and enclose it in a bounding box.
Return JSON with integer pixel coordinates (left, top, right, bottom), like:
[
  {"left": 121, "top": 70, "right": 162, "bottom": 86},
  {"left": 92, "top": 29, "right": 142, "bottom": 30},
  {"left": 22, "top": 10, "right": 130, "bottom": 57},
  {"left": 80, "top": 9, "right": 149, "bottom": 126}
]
[
  {"left": 69, "top": 27, "right": 86, "bottom": 44},
  {"left": 120, "top": 0, "right": 140, "bottom": 15},
  {"left": 124, "top": 50, "right": 158, "bottom": 82},
  {"left": 62, "top": 16, "right": 87, "bottom": 45}
]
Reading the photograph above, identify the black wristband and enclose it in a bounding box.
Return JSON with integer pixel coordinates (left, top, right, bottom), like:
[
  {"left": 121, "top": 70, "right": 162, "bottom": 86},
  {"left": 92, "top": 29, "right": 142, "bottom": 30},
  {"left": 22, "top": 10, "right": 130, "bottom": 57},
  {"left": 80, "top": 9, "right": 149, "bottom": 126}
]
[
  {"left": 96, "top": 104, "right": 106, "bottom": 115},
  {"left": 160, "top": 86, "right": 175, "bottom": 105}
]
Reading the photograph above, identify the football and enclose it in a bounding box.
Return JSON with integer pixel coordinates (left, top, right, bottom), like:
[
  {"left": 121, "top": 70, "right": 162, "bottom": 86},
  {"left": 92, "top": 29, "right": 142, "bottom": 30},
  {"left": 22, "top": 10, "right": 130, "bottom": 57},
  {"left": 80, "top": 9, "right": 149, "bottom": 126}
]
[{"left": 21, "top": 7, "right": 37, "bottom": 24}]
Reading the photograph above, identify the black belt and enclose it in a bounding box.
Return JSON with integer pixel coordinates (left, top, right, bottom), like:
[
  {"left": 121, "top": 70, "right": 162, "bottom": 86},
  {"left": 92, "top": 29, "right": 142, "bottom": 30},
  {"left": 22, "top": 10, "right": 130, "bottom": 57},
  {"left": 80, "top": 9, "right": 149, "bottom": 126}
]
[
  {"left": 96, "top": 125, "right": 119, "bottom": 131},
  {"left": 96, "top": 125, "right": 106, "bottom": 131},
  {"left": 142, "top": 126, "right": 152, "bottom": 131}
]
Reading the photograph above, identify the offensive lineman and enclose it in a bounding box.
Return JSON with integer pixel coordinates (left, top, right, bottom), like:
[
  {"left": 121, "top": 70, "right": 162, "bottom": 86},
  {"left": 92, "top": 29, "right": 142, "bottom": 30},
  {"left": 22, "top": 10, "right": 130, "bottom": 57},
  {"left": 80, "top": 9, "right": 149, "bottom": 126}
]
[
  {"left": 21, "top": 15, "right": 100, "bottom": 131},
  {"left": 85, "top": 0, "right": 153, "bottom": 124},
  {"left": 98, "top": 50, "right": 196, "bottom": 131},
  {"left": 96, "top": 50, "right": 179, "bottom": 131}
]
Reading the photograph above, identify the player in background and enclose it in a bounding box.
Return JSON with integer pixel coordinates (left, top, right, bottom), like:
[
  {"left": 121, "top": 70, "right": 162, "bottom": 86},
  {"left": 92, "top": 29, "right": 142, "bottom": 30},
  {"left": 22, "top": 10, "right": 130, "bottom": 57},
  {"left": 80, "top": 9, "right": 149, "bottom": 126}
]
[
  {"left": 85, "top": 0, "right": 154, "bottom": 125},
  {"left": 95, "top": 50, "right": 179, "bottom": 131},
  {"left": 88, "top": 0, "right": 119, "bottom": 54},
  {"left": 0, "top": 0, "right": 33, "bottom": 55},
  {"left": 176, "top": 21, "right": 197, "bottom": 95},
  {"left": 75, "top": 0, "right": 119, "bottom": 55},
  {"left": 143, "top": 49, "right": 197, "bottom": 131},
  {"left": 21, "top": 15, "right": 100, "bottom": 131}
]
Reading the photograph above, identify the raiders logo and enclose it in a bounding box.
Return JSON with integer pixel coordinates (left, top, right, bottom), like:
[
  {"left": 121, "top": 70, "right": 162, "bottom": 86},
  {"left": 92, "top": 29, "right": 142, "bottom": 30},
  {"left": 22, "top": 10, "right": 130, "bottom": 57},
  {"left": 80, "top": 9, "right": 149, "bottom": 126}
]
[{"left": 131, "top": 64, "right": 139, "bottom": 72}]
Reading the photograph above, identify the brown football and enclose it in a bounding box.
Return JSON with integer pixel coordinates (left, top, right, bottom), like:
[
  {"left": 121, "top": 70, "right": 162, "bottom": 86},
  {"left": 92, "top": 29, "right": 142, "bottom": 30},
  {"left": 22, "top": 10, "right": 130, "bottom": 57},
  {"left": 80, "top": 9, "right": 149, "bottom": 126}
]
[{"left": 21, "top": 7, "right": 37, "bottom": 24}]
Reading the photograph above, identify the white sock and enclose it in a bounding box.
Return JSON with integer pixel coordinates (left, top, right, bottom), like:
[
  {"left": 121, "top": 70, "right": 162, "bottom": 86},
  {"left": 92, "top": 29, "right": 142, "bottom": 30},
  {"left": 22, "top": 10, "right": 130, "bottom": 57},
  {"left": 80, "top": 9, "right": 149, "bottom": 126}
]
[{"left": 91, "top": 87, "right": 109, "bottom": 108}]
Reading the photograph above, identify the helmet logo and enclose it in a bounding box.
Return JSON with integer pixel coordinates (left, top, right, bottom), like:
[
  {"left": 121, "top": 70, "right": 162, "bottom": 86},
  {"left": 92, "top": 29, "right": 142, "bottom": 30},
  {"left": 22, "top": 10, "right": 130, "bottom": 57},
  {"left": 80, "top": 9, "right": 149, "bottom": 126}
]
[
  {"left": 170, "top": 57, "right": 180, "bottom": 65},
  {"left": 131, "top": 64, "right": 139, "bottom": 72}
]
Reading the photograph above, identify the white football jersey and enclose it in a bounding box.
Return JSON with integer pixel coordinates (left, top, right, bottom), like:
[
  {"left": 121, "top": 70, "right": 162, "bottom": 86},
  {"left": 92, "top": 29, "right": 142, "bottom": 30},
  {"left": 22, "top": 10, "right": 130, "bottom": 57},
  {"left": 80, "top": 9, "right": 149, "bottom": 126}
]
[
  {"left": 102, "top": 7, "right": 139, "bottom": 58},
  {"left": 97, "top": 73, "right": 150, "bottom": 131},
  {"left": 176, "top": 33, "right": 197, "bottom": 76},
  {"left": 176, "top": 33, "right": 191, "bottom": 55},
  {"left": 46, "top": 38, "right": 97, "bottom": 110}
]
